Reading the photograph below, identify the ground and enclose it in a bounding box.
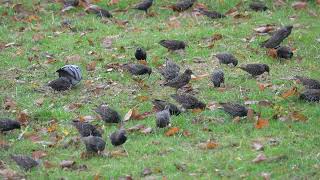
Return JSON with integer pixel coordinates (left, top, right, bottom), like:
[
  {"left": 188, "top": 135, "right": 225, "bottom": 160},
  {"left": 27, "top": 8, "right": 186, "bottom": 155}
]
[{"left": 0, "top": 0, "right": 320, "bottom": 179}]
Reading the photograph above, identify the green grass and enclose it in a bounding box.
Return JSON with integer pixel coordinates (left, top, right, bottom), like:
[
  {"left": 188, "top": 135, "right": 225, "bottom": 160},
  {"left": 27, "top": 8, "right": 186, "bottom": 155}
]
[{"left": 1, "top": 0, "right": 320, "bottom": 179}]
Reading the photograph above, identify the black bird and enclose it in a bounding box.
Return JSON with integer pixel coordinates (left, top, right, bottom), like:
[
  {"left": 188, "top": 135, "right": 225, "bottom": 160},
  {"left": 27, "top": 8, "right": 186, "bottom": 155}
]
[
  {"left": 197, "top": 8, "right": 226, "bottom": 19},
  {"left": 159, "top": 58, "right": 180, "bottom": 81},
  {"left": 85, "top": 5, "right": 112, "bottom": 18},
  {"left": 156, "top": 106, "right": 170, "bottom": 128},
  {"left": 261, "top": 25, "right": 293, "bottom": 48},
  {"left": 239, "top": 63, "right": 270, "bottom": 76},
  {"left": 276, "top": 46, "right": 293, "bottom": 59},
  {"left": 48, "top": 77, "right": 72, "bottom": 91},
  {"left": 123, "top": 63, "right": 152, "bottom": 76},
  {"left": 133, "top": 0, "right": 154, "bottom": 14},
  {"left": 300, "top": 89, "right": 320, "bottom": 102},
  {"left": 159, "top": 40, "right": 186, "bottom": 51},
  {"left": 95, "top": 104, "right": 121, "bottom": 124},
  {"left": 249, "top": 1, "right": 268, "bottom": 11},
  {"left": 152, "top": 99, "right": 181, "bottom": 116},
  {"left": 171, "top": 93, "right": 206, "bottom": 110},
  {"left": 0, "top": 118, "right": 20, "bottom": 132},
  {"left": 215, "top": 53, "right": 238, "bottom": 67},
  {"left": 163, "top": 69, "right": 192, "bottom": 90},
  {"left": 171, "top": 0, "right": 196, "bottom": 12},
  {"left": 295, "top": 76, "right": 320, "bottom": 89},
  {"left": 219, "top": 103, "right": 248, "bottom": 117},
  {"left": 211, "top": 69, "right": 224, "bottom": 87},
  {"left": 110, "top": 129, "right": 127, "bottom": 146},
  {"left": 11, "top": 155, "right": 38, "bottom": 171},
  {"left": 72, "top": 120, "right": 102, "bottom": 137},
  {"left": 82, "top": 135, "right": 106, "bottom": 154},
  {"left": 56, "top": 65, "right": 82, "bottom": 86},
  {"left": 135, "top": 47, "right": 147, "bottom": 61}
]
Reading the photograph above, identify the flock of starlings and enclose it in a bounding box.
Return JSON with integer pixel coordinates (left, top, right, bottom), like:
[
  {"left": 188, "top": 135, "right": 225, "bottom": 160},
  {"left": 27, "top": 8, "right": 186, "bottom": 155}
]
[{"left": 1, "top": 0, "right": 320, "bottom": 172}]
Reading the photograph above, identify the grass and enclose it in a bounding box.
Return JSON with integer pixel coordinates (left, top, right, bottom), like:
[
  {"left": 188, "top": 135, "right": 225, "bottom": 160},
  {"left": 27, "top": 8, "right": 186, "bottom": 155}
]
[{"left": 1, "top": 0, "right": 320, "bottom": 179}]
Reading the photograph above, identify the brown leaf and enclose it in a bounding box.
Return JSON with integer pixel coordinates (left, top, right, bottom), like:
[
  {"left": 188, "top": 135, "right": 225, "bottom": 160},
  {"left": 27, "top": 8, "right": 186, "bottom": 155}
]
[
  {"left": 255, "top": 118, "right": 269, "bottom": 129},
  {"left": 86, "top": 61, "right": 96, "bottom": 71},
  {"left": 198, "top": 140, "right": 219, "bottom": 150},
  {"left": 78, "top": 115, "right": 95, "bottom": 122},
  {"left": 258, "top": 100, "right": 273, "bottom": 107},
  {"left": 292, "top": 1, "right": 307, "bottom": 10},
  {"left": 32, "top": 33, "right": 44, "bottom": 42},
  {"left": 191, "top": 108, "right": 204, "bottom": 113},
  {"left": 108, "top": 0, "right": 119, "bottom": 5},
  {"left": 3, "top": 96, "right": 16, "bottom": 110},
  {"left": 110, "top": 149, "right": 128, "bottom": 157},
  {"left": 44, "top": 160, "right": 56, "bottom": 169},
  {"left": 140, "top": 127, "right": 153, "bottom": 134},
  {"left": 102, "top": 37, "right": 113, "bottom": 49},
  {"left": 290, "top": 111, "right": 308, "bottom": 122},
  {"left": 123, "top": 109, "right": 133, "bottom": 122},
  {"left": 60, "top": 160, "right": 75, "bottom": 169},
  {"left": 65, "top": 55, "right": 81, "bottom": 63},
  {"left": 167, "top": 17, "right": 181, "bottom": 29},
  {"left": 191, "top": 73, "right": 209, "bottom": 80},
  {"left": 182, "top": 130, "right": 191, "bottom": 137},
  {"left": 64, "top": 103, "right": 83, "bottom": 112},
  {"left": 281, "top": 86, "right": 298, "bottom": 98},
  {"left": 35, "top": 98, "right": 44, "bottom": 107},
  {"left": 0, "top": 140, "right": 10, "bottom": 150},
  {"left": 0, "top": 168, "right": 25, "bottom": 180},
  {"left": 317, "top": 0, "right": 320, "bottom": 5},
  {"left": 32, "top": 150, "right": 48, "bottom": 160},
  {"left": 25, "top": 133, "right": 41, "bottom": 142},
  {"left": 165, "top": 127, "right": 179, "bottom": 136},
  {"left": 17, "top": 110, "right": 29, "bottom": 125},
  {"left": 247, "top": 109, "right": 255, "bottom": 121},
  {"left": 266, "top": 48, "right": 278, "bottom": 59},
  {"left": 225, "top": 1, "right": 242, "bottom": 15},
  {"left": 47, "top": 120, "right": 58, "bottom": 133},
  {"left": 254, "top": 25, "right": 275, "bottom": 33},
  {"left": 141, "top": 168, "right": 152, "bottom": 177},
  {"left": 252, "top": 153, "right": 267, "bottom": 163},
  {"left": 258, "top": 82, "right": 273, "bottom": 91}
]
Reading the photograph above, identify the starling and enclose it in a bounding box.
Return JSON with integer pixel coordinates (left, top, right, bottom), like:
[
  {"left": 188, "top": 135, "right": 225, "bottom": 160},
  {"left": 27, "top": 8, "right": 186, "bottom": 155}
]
[
  {"left": 152, "top": 99, "right": 181, "bottom": 116},
  {"left": 123, "top": 63, "right": 152, "bottom": 76},
  {"left": 159, "top": 40, "right": 186, "bottom": 51},
  {"left": 197, "top": 8, "right": 226, "bottom": 19},
  {"left": 56, "top": 65, "right": 82, "bottom": 86},
  {"left": 0, "top": 118, "right": 20, "bottom": 132},
  {"left": 300, "top": 89, "right": 320, "bottom": 102},
  {"left": 110, "top": 129, "right": 127, "bottom": 146},
  {"left": 249, "top": 1, "right": 268, "bottom": 11},
  {"left": 219, "top": 103, "right": 248, "bottom": 117},
  {"left": 48, "top": 77, "right": 72, "bottom": 91},
  {"left": 163, "top": 69, "right": 192, "bottom": 90},
  {"left": 276, "top": 46, "right": 293, "bottom": 59},
  {"left": 211, "top": 69, "right": 224, "bottom": 87},
  {"left": 135, "top": 47, "right": 147, "bottom": 61},
  {"left": 239, "top": 63, "right": 270, "bottom": 76},
  {"left": 171, "top": 93, "right": 206, "bottom": 109},
  {"left": 82, "top": 135, "right": 106, "bottom": 153},
  {"left": 159, "top": 58, "right": 180, "bottom": 81},
  {"left": 95, "top": 104, "right": 121, "bottom": 124},
  {"left": 72, "top": 120, "right": 102, "bottom": 137},
  {"left": 295, "top": 76, "right": 320, "bottom": 89},
  {"left": 156, "top": 106, "right": 170, "bottom": 128},
  {"left": 261, "top": 25, "right": 293, "bottom": 48},
  {"left": 11, "top": 155, "right": 38, "bottom": 171},
  {"left": 133, "top": 0, "right": 153, "bottom": 14},
  {"left": 171, "top": 0, "right": 196, "bottom": 12},
  {"left": 215, "top": 53, "right": 238, "bottom": 67},
  {"left": 85, "top": 5, "right": 112, "bottom": 18}
]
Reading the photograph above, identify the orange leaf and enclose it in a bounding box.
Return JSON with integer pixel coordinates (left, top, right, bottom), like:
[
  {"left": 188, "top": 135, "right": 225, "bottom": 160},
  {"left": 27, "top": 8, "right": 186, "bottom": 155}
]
[
  {"left": 4, "top": 96, "right": 16, "bottom": 110},
  {"left": 136, "top": 95, "right": 149, "bottom": 102},
  {"left": 281, "top": 87, "right": 298, "bottom": 98},
  {"left": 86, "top": 61, "right": 96, "bottom": 71},
  {"left": 17, "top": 110, "right": 29, "bottom": 125},
  {"left": 258, "top": 83, "right": 272, "bottom": 91},
  {"left": 255, "top": 118, "right": 269, "bottom": 129},
  {"left": 266, "top": 48, "right": 277, "bottom": 59},
  {"left": 32, "top": 150, "right": 47, "bottom": 160},
  {"left": 198, "top": 141, "right": 219, "bottom": 150},
  {"left": 290, "top": 111, "right": 308, "bottom": 122},
  {"left": 165, "top": 127, "right": 180, "bottom": 136},
  {"left": 47, "top": 121, "right": 58, "bottom": 133}
]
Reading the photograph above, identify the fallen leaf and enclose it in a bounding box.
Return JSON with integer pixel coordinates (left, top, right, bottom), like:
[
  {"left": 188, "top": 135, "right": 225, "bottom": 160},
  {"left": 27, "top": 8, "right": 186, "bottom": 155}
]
[
  {"left": 32, "top": 150, "right": 47, "bottom": 160},
  {"left": 198, "top": 141, "right": 219, "bottom": 150},
  {"left": 35, "top": 98, "right": 44, "bottom": 107},
  {"left": 110, "top": 149, "right": 128, "bottom": 157},
  {"left": 258, "top": 100, "right": 273, "bottom": 107},
  {"left": 102, "top": 37, "right": 113, "bottom": 49},
  {"left": 108, "top": 0, "right": 119, "bottom": 6},
  {"left": 141, "top": 168, "right": 152, "bottom": 177},
  {"left": 165, "top": 127, "right": 179, "bottom": 136},
  {"left": 207, "top": 101, "right": 219, "bottom": 111},
  {"left": 182, "top": 130, "right": 191, "bottom": 137},
  {"left": 252, "top": 141, "right": 264, "bottom": 151},
  {"left": 32, "top": 33, "right": 44, "bottom": 42},
  {"left": 25, "top": 133, "right": 41, "bottom": 142},
  {"left": 292, "top": 1, "right": 307, "bottom": 10},
  {"left": 78, "top": 115, "right": 95, "bottom": 122},
  {"left": 3, "top": 96, "right": 16, "bottom": 110},
  {"left": 290, "top": 111, "right": 308, "bottom": 122},
  {"left": 17, "top": 110, "right": 29, "bottom": 125},
  {"left": 136, "top": 95, "right": 149, "bottom": 102},
  {"left": 47, "top": 120, "right": 58, "bottom": 133},
  {"left": 266, "top": 48, "right": 278, "bottom": 59},
  {"left": 191, "top": 73, "right": 209, "bottom": 80},
  {"left": 254, "top": 25, "right": 275, "bottom": 33},
  {"left": 247, "top": 109, "right": 255, "bottom": 121},
  {"left": 252, "top": 153, "right": 267, "bottom": 163},
  {"left": 0, "top": 140, "right": 10, "bottom": 150},
  {"left": 260, "top": 172, "right": 271, "bottom": 180},
  {"left": 44, "top": 160, "right": 56, "bottom": 169},
  {"left": 257, "top": 82, "right": 272, "bottom": 91},
  {"left": 123, "top": 109, "right": 133, "bottom": 122},
  {"left": 191, "top": 108, "right": 204, "bottom": 113},
  {"left": 65, "top": 54, "right": 81, "bottom": 63},
  {"left": 0, "top": 168, "right": 25, "bottom": 180},
  {"left": 86, "top": 61, "right": 96, "bottom": 71},
  {"left": 63, "top": 103, "right": 83, "bottom": 112},
  {"left": 140, "top": 127, "right": 152, "bottom": 134},
  {"left": 317, "top": 0, "right": 320, "bottom": 5},
  {"left": 274, "top": 0, "right": 286, "bottom": 7},
  {"left": 60, "top": 160, "right": 75, "bottom": 169},
  {"left": 281, "top": 86, "right": 298, "bottom": 98},
  {"left": 255, "top": 118, "right": 269, "bottom": 129}
]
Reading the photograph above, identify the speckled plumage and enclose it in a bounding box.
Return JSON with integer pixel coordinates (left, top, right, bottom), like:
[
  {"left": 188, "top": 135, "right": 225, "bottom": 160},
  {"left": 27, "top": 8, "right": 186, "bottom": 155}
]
[
  {"left": 159, "top": 58, "right": 181, "bottom": 81},
  {"left": 211, "top": 70, "right": 224, "bottom": 87},
  {"left": 159, "top": 40, "right": 186, "bottom": 51},
  {"left": 171, "top": 0, "right": 196, "bottom": 12},
  {"left": 300, "top": 89, "right": 320, "bottom": 102},
  {"left": 163, "top": 69, "right": 192, "bottom": 90},
  {"left": 82, "top": 135, "right": 106, "bottom": 153},
  {"left": 95, "top": 104, "right": 121, "bottom": 124},
  {"left": 295, "top": 76, "right": 320, "bottom": 89},
  {"left": 11, "top": 155, "right": 38, "bottom": 171},
  {"left": 171, "top": 94, "right": 206, "bottom": 109},
  {"left": 262, "top": 26, "right": 293, "bottom": 48},
  {"left": 133, "top": 0, "right": 153, "bottom": 13},
  {"left": 215, "top": 53, "right": 238, "bottom": 66},
  {"left": 110, "top": 129, "right": 127, "bottom": 146},
  {"left": 249, "top": 1, "right": 268, "bottom": 11},
  {"left": 72, "top": 120, "right": 102, "bottom": 137},
  {"left": 123, "top": 63, "right": 152, "bottom": 76},
  {"left": 220, "top": 103, "right": 248, "bottom": 117},
  {"left": 0, "top": 118, "right": 20, "bottom": 132},
  {"left": 198, "top": 9, "right": 225, "bottom": 19},
  {"left": 276, "top": 46, "right": 293, "bottom": 59},
  {"left": 48, "top": 77, "right": 72, "bottom": 91},
  {"left": 152, "top": 99, "right": 181, "bottom": 116},
  {"left": 156, "top": 106, "right": 170, "bottom": 128},
  {"left": 239, "top": 63, "right": 270, "bottom": 76}
]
